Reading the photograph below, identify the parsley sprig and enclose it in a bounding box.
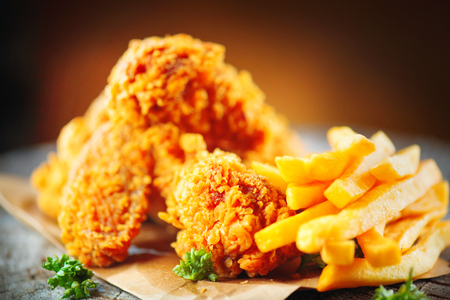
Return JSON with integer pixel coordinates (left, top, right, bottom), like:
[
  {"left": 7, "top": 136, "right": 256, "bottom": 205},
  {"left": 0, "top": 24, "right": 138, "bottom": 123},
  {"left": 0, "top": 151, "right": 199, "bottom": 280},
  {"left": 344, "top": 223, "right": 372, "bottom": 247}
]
[
  {"left": 42, "top": 254, "right": 98, "bottom": 299},
  {"left": 296, "top": 253, "right": 326, "bottom": 273},
  {"left": 173, "top": 248, "right": 219, "bottom": 282},
  {"left": 373, "top": 270, "right": 429, "bottom": 300}
]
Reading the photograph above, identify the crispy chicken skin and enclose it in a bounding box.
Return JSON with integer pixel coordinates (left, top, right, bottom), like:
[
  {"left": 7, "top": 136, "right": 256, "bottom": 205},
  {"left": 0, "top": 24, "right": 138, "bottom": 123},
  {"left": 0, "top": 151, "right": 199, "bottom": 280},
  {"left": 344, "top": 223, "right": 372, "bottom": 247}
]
[
  {"left": 31, "top": 34, "right": 302, "bottom": 267},
  {"left": 59, "top": 122, "right": 199, "bottom": 267},
  {"left": 59, "top": 123, "right": 152, "bottom": 266},
  {"left": 159, "top": 149, "right": 299, "bottom": 278},
  {"left": 105, "top": 34, "right": 301, "bottom": 163}
]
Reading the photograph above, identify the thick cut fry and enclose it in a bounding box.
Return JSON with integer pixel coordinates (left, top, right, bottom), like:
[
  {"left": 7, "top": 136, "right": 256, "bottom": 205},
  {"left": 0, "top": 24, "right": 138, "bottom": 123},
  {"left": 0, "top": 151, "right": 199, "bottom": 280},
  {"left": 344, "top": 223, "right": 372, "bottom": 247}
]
[
  {"left": 251, "top": 161, "right": 288, "bottom": 193},
  {"left": 320, "top": 240, "right": 355, "bottom": 266},
  {"left": 327, "top": 126, "right": 375, "bottom": 157},
  {"left": 255, "top": 201, "right": 340, "bottom": 253},
  {"left": 324, "top": 131, "right": 396, "bottom": 209},
  {"left": 317, "top": 221, "right": 450, "bottom": 291},
  {"left": 385, "top": 209, "right": 446, "bottom": 253},
  {"left": 275, "top": 156, "right": 310, "bottom": 184},
  {"left": 385, "top": 183, "right": 448, "bottom": 253},
  {"left": 308, "top": 152, "right": 351, "bottom": 181},
  {"left": 370, "top": 145, "right": 420, "bottom": 182},
  {"left": 286, "top": 181, "right": 330, "bottom": 210},
  {"left": 276, "top": 152, "right": 351, "bottom": 184},
  {"left": 401, "top": 181, "right": 449, "bottom": 218},
  {"left": 297, "top": 159, "right": 442, "bottom": 253},
  {"left": 356, "top": 228, "right": 401, "bottom": 268}
]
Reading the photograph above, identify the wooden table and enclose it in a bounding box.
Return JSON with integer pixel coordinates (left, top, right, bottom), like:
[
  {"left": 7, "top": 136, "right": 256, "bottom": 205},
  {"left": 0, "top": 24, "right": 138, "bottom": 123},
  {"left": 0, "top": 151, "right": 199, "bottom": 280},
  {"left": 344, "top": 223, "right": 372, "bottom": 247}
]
[{"left": 1, "top": 127, "right": 450, "bottom": 299}]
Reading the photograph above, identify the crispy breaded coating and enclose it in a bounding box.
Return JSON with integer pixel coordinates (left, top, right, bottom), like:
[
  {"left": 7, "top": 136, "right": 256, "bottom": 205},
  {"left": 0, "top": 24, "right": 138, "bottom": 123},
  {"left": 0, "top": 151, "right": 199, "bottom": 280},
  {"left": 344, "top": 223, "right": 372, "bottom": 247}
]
[
  {"left": 159, "top": 151, "right": 299, "bottom": 278},
  {"left": 31, "top": 94, "right": 109, "bottom": 220},
  {"left": 59, "top": 123, "right": 153, "bottom": 267},
  {"left": 32, "top": 34, "right": 301, "bottom": 222},
  {"left": 106, "top": 34, "right": 301, "bottom": 164},
  {"left": 58, "top": 122, "right": 207, "bottom": 267},
  {"left": 31, "top": 34, "right": 302, "bottom": 267}
]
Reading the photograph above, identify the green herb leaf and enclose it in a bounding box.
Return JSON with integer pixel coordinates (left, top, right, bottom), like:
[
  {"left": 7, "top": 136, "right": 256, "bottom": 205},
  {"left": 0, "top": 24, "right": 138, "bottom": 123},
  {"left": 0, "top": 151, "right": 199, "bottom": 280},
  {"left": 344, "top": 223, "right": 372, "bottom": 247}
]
[
  {"left": 173, "top": 248, "right": 219, "bottom": 282},
  {"left": 296, "top": 254, "right": 326, "bottom": 273},
  {"left": 373, "top": 270, "right": 429, "bottom": 300},
  {"left": 42, "top": 254, "right": 98, "bottom": 299}
]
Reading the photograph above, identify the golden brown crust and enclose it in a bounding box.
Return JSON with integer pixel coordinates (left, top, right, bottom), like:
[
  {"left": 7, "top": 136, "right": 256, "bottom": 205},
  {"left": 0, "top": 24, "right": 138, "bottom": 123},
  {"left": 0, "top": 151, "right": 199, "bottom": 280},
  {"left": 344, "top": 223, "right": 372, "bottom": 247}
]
[
  {"left": 59, "top": 123, "right": 153, "bottom": 267},
  {"left": 31, "top": 34, "right": 303, "bottom": 267},
  {"left": 105, "top": 34, "right": 302, "bottom": 163},
  {"left": 159, "top": 151, "right": 299, "bottom": 277}
]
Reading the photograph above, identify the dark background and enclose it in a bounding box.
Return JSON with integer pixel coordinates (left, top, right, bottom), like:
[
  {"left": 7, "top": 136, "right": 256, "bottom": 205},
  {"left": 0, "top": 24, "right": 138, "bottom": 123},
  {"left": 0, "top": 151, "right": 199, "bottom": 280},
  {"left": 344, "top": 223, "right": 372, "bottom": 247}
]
[{"left": 1, "top": 0, "right": 450, "bottom": 153}]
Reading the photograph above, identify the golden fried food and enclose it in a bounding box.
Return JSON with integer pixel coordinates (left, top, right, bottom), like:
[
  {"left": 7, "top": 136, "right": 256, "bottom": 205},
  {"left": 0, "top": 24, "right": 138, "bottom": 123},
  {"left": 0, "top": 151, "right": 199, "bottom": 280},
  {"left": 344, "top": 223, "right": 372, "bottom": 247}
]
[
  {"left": 58, "top": 123, "right": 153, "bottom": 266},
  {"left": 31, "top": 95, "right": 109, "bottom": 220},
  {"left": 159, "top": 150, "right": 299, "bottom": 278},
  {"left": 32, "top": 34, "right": 302, "bottom": 222},
  {"left": 105, "top": 34, "right": 301, "bottom": 163},
  {"left": 59, "top": 121, "right": 209, "bottom": 267}
]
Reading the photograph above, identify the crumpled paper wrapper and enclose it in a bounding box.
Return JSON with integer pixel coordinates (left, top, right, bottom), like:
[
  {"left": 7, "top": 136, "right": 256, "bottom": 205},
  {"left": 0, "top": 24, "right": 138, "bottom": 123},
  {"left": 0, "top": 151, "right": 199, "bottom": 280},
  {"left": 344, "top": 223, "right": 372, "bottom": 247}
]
[{"left": 0, "top": 173, "right": 449, "bottom": 300}]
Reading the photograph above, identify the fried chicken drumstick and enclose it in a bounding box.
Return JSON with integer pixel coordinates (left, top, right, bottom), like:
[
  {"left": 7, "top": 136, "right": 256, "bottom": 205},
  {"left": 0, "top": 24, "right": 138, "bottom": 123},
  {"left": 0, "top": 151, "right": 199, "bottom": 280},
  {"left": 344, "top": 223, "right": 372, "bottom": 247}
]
[
  {"left": 159, "top": 146, "right": 299, "bottom": 278},
  {"left": 31, "top": 34, "right": 302, "bottom": 267}
]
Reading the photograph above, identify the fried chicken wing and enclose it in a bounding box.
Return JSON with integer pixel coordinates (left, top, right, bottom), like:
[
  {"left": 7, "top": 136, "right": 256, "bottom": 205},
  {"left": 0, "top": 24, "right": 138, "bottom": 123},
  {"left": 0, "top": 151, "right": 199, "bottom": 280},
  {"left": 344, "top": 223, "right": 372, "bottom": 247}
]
[
  {"left": 31, "top": 94, "right": 109, "bottom": 220},
  {"left": 105, "top": 34, "right": 301, "bottom": 163},
  {"left": 159, "top": 150, "right": 299, "bottom": 278},
  {"left": 31, "top": 34, "right": 303, "bottom": 267}
]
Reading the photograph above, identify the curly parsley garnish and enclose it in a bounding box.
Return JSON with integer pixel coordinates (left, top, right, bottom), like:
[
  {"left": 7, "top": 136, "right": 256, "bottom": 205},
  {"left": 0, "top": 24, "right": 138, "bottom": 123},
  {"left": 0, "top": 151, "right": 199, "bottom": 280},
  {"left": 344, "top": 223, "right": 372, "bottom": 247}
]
[
  {"left": 42, "top": 254, "right": 98, "bottom": 299},
  {"left": 373, "top": 270, "right": 429, "bottom": 300},
  {"left": 173, "top": 248, "right": 219, "bottom": 282}
]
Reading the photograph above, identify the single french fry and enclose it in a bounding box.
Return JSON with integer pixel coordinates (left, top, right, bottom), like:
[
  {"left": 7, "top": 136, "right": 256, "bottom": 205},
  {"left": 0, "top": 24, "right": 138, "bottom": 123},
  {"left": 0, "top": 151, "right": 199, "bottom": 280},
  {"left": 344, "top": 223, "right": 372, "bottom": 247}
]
[
  {"left": 401, "top": 181, "right": 449, "bottom": 218},
  {"left": 297, "top": 159, "right": 442, "bottom": 253},
  {"left": 255, "top": 201, "right": 340, "bottom": 253},
  {"left": 327, "top": 126, "right": 375, "bottom": 157},
  {"left": 320, "top": 240, "right": 355, "bottom": 266},
  {"left": 275, "top": 156, "right": 311, "bottom": 184},
  {"left": 385, "top": 183, "right": 448, "bottom": 253},
  {"left": 286, "top": 181, "right": 330, "bottom": 210},
  {"left": 308, "top": 152, "right": 351, "bottom": 181},
  {"left": 324, "top": 131, "right": 396, "bottom": 209},
  {"left": 385, "top": 210, "right": 446, "bottom": 253},
  {"left": 370, "top": 145, "right": 421, "bottom": 182},
  {"left": 251, "top": 161, "right": 288, "bottom": 193},
  {"left": 317, "top": 221, "right": 450, "bottom": 291},
  {"left": 356, "top": 228, "right": 401, "bottom": 268},
  {"left": 276, "top": 152, "right": 351, "bottom": 184}
]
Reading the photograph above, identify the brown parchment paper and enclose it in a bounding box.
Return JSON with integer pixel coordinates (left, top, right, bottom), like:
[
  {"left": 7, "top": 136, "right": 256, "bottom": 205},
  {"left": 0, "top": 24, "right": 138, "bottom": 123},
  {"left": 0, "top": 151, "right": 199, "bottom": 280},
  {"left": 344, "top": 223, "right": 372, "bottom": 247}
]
[{"left": 0, "top": 173, "right": 449, "bottom": 300}]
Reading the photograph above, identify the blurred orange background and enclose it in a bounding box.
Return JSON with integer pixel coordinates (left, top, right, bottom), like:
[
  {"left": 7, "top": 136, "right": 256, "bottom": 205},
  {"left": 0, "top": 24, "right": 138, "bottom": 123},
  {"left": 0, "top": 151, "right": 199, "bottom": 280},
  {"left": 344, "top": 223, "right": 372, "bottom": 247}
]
[{"left": 1, "top": 0, "right": 450, "bottom": 152}]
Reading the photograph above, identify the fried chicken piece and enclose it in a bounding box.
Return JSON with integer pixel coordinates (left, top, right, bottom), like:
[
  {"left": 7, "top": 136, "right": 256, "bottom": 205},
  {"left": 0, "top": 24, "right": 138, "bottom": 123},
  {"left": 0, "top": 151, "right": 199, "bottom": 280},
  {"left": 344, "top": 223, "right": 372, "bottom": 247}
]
[
  {"left": 59, "top": 122, "right": 209, "bottom": 267},
  {"left": 59, "top": 123, "right": 153, "bottom": 267},
  {"left": 106, "top": 34, "right": 301, "bottom": 163},
  {"left": 31, "top": 93, "right": 109, "bottom": 219},
  {"left": 31, "top": 34, "right": 302, "bottom": 267},
  {"left": 32, "top": 34, "right": 301, "bottom": 222},
  {"left": 159, "top": 150, "right": 299, "bottom": 278}
]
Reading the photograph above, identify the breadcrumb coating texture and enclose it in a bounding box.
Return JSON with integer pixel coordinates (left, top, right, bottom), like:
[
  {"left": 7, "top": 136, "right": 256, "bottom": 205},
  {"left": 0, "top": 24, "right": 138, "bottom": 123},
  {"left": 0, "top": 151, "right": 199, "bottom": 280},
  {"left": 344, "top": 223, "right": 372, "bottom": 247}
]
[
  {"left": 31, "top": 95, "right": 109, "bottom": 220},
  {"left": 159, "top": 151, "right": 299, "bottom": 278},
  {"left": 59, "top": 124, "right": 153, "bottom": 267},
  {"left": 106, "top": 34, "right": 302, "bottom": 164},
  {"left": 31, "top": 34, "right": 302, "bottom": 267},
  {"left": 31, "top": 34, "right": 301, "bottom": 223}
]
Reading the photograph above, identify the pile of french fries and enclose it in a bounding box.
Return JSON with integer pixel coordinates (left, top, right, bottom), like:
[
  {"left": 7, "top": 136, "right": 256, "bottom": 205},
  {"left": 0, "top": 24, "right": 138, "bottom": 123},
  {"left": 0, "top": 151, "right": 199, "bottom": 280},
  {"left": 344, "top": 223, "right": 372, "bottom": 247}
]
[{"left": 252, "top": 126, "right": 450, "bottom": 291}]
